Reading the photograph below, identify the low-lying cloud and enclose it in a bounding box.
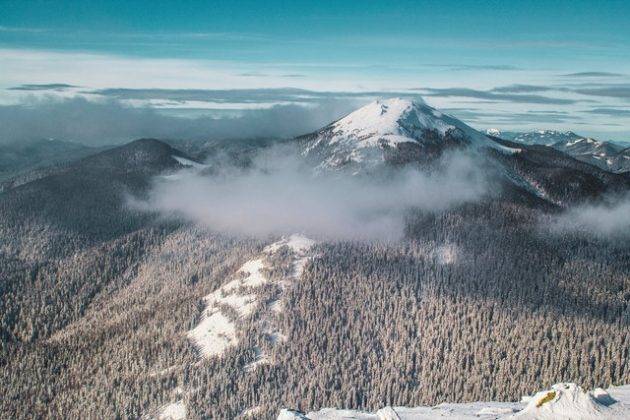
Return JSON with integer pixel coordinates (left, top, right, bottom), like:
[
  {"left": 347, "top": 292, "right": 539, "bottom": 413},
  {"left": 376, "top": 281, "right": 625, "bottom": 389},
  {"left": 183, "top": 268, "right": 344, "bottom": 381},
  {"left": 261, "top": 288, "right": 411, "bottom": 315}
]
[
  {"left": 133, "top": 148, "right": 489, "bottom": 241},
  {"left": 418, "top": 87, "right": 578, "bottom": 105},
  {"left": 0, "top": 96, "right": 362, "bottom": 146},
  {"left": 550, "top": 195, "right": 630, "bottom": 238},
  {"left": 560, "top": 72, "right": 624, "bottom": 78}
]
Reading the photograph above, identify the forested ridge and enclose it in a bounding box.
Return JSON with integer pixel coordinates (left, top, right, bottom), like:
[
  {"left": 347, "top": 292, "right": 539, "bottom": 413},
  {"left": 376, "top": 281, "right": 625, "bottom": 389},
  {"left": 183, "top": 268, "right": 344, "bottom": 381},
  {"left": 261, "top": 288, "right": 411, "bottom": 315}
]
[{"left": 0, "top": 139, "right": 628, "bottom": 419}]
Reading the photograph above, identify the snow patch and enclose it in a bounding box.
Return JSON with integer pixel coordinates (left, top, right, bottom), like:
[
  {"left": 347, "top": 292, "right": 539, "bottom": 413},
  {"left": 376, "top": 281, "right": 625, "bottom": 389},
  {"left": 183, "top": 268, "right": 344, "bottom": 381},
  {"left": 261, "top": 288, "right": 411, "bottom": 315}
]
[
  {"left": 514, "top": 383, "right": 624, "bottom": 419},
  {"left": 265, "top": 234, "right": 317, "bottom": 255},
  {"left": 171, "top": 155, "right": 207, "bottom": 169},
  {"left": 495, "top": 144, "right": 522, "bottom": 155},
  {"left": 277, "top": 383, "right": 630, "bottom": 419},
  {"left": 158, "top": 401, "right": 186, "bottom": 420},
  {"left": 187, "top": 310, "right": 237, "bottom": 358},
  {"left": 187, "top": 235, "right": 315, "bottom": 359},
  {"left": 187, "top": 257, "right": 268, "bottom": 358},
  {"left": 239, "top": 406, "right": 263, "bottom": 418}
]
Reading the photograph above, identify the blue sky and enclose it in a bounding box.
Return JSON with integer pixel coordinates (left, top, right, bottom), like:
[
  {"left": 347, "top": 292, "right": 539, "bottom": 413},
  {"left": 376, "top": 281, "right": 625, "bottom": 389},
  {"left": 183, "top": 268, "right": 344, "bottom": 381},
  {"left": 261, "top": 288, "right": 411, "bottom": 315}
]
[{"left": 2, "top": 0, "right": 630, "bottom": 140}]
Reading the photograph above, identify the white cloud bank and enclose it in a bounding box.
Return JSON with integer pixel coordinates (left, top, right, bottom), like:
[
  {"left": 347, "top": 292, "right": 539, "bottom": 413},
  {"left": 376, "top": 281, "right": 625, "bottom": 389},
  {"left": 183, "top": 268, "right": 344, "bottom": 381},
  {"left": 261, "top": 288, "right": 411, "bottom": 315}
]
[
  {"left": 0, "top": 97, "right": 359, "bottom": 145},
  {"left": 133, "top": 148, "right": 490, "bottom": 241},
  {"left": 550, "top": 194, "right": 630, "bottom": 238}
]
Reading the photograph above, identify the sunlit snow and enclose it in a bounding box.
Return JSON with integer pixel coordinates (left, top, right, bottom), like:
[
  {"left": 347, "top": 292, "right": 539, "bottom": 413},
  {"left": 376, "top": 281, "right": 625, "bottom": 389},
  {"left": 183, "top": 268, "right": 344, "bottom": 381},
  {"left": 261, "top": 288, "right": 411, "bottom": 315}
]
[
  {"left": 278, "top": 383, "right": 630, "bottom": 419},
  {"left": 187, "top": 235, "right": 315, "bottom": 359}
]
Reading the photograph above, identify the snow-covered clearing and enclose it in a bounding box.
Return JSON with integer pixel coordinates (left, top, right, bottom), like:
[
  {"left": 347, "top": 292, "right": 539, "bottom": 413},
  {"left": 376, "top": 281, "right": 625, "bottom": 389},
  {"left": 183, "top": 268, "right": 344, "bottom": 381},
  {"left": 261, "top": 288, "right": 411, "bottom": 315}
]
[{"left": 187, "top": 234, "right": 315, "bottom": 359}]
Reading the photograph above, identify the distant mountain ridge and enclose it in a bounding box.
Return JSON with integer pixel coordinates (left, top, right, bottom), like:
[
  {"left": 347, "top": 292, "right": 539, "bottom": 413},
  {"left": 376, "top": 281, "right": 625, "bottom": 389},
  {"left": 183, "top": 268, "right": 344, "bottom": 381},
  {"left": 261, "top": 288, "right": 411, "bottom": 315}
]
[
  {"left": 487, "top": 129, "right": 583, "bottom": 146},
  {"left": 1, "top": 105, "right": 630, "bottom": 419},
  {"left": 0, "top": 138, "right": 104, "bottom": 183},
  {"left": 486, "top": 129, "right": 630, "bottom": 173}
]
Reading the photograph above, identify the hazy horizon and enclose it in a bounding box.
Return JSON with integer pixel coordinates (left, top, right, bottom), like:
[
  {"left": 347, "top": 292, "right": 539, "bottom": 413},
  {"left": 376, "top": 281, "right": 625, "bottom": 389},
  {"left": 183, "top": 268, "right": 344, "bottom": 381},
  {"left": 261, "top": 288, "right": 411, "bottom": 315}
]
[{"left": 2, "top": 0, "right": 630, "bottom": 141}]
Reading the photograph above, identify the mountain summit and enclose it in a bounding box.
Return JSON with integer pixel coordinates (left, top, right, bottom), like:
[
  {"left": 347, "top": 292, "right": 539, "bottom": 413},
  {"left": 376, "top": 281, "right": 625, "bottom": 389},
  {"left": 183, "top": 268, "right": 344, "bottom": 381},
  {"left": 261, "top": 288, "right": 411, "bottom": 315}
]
[
  {"left": 301, "top": 98, "right": 503, "bottom": 169},
  {"left": 298, "top": 98, "right": 629, "bottom": 206}
]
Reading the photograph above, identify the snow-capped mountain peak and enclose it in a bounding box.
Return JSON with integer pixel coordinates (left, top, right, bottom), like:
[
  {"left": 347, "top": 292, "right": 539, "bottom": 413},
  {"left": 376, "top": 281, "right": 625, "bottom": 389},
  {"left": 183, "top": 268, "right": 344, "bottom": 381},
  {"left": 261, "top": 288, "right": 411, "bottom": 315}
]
[
  {"left": 332, "top": 98, "right": 453, "bottom": 143},
  {"left": 330, "top": 98, "right": 490, "bottom": 146},
  {"left": 303, "top": 98, "right": 505, "bottom": 169}
]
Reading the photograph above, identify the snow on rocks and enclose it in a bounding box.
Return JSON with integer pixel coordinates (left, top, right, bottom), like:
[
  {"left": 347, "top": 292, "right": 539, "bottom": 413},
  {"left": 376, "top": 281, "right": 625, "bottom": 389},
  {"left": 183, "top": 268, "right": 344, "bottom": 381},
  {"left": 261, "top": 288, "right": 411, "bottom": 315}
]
[
  {"left": 514, "top": 382, "right": 627, "bottom": 419},
  {"left": 486, "top": 128, "right": 502, "bottom": 137},
  {"left": 277, "top": 383, "right": 630, "bottom": 419},
  {"left": 187, "top": 234, "right": 315, "bottom": 359},
  {"left": 278, "top": 409, "right": 311, "bottom": 420}
]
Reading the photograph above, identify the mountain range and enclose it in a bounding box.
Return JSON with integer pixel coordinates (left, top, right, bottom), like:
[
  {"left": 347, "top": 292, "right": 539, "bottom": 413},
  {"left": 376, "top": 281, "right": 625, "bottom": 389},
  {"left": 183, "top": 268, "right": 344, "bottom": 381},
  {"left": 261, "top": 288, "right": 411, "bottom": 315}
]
[
  {"left": 1, "top": 99, "right": 629, "bottom": 419},
  {"left": 487, "top": 129, "right": 630, "bottom": 173},
  {"left": 298, "top": 99, "right": 628, "bottom": 207}
]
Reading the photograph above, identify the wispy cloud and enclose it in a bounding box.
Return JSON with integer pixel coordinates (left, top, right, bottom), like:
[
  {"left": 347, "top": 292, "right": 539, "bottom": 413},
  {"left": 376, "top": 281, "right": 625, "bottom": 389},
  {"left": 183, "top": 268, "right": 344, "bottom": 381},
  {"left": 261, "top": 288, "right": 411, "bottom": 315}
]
[
  {"left": 573, "top": 85, "right": 630, "bottom": 99},
  {"left": 495, "top": 111, "right": 581, "bottom": 124},
  {"left": 491, "top": 84, "right": 556, "bottom": 93},
  {"left": 419, "top": 87, "right": 578, "bottom": 105},
  {"left": 561, "top": 72, "right": 624, "bottom": 78},
  {"left": 585, "top": 107, "right": 630, "bottom": 116},
  {"left": 0, "top": 26, "right": 47, "bottom": 33},
  {"left": 0, "top": 96, "right": 361, "bottom": 145},
  {"left": 8, "top": 83, "right": 79, "bottom": 91},
  {"left": 87, "top": 87, "right": 418, "bottom": 104},
  {"left": 424, "top": 63, "right": 520, "bottom": 71},
  {"left": 135, "top": 148, "right": 489, "bottom": 241},
  {"left": 550, "top": 195, "right": 630, "bottom": 238}
]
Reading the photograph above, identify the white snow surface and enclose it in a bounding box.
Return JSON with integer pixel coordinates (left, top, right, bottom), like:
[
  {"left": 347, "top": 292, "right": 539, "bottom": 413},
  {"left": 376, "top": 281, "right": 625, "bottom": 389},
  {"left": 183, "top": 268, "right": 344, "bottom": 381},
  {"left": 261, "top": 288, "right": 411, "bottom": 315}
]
[
  {"left": 514, "top": 383, "right": 629, "bottom": 419},
  {"left": 171, "top": 155, "right": 207, "bottom": 169},
  {"left": 278, "top": 383, "right": 630, "bottom": 419},
  {"left": 333, "top": 99, "right": 457, "bottom": 142},
  {"left": 330, "top": 98, "right": 494, "bottom": 149},
  {"left": 158, "top": 400, "right": 186, "bottom": 420},
  {"left": 311, "top": 98, "right": 508, "bottom": 168},
  {"left": 187, "top": 310, "right": 237, "bottom": 358},
  {"left": 187, "top": 235, "right": 315, "bottom": 359}
]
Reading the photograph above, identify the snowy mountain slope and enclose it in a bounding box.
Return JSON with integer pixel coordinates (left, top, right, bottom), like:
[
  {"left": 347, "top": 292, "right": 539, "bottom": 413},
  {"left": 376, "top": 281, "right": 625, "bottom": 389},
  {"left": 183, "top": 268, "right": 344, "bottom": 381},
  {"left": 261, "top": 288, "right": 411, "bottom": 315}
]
[
  {"left": 278, "top": 383, "right": 630, "bottom": 419},
  {"left": 300, "top": 98, "right": 516, "bottom": 170},
  {"left": 487, "top": 129, "right": 583, "bottom": 147},
  {"left": 612, "top": 147, "right": 630, "bottom": 173},
  {"left": 160, "top": 234, "right": 316, "bottom": 418},
  {"left": 487, "top": 129, "right": 630, "bottom": 173},
  {"left": 559, "top": 141, "right": 630, "bottom": 174},
  {"left": 298, "top": 98, "right": 627, "bottom": 207},
  {"left": 188, "top": 234, "right": 316, "bottom": 359}
]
